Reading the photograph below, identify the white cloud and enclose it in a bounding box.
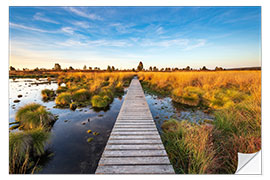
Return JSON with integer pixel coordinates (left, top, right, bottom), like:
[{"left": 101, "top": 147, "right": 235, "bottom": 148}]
[
  {"left": 9, "top": 22, "right": 54, "bottom": 33},
  {"left": 66, "top": 7, "right": 103, "bottom": 21},
  {"left": 61, "top": 27, "right": 74, "bottom": 34},
  {"left": 184, "top": 39, "right": 206, "bottom": 51},
  {"left": 33, "top": 13, "right": 59, "bottom": 24}
]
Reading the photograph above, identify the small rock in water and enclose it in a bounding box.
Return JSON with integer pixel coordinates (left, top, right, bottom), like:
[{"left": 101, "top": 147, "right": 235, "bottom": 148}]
[
  {"left": 79, "top": 109, "right": 83, "bottom": 112},
  {"left": 155, "top": 116, "right": 159, "bottom": 119},
  {"left": 87, "top": 129, "right": 92, "bottom": 134},
  {"left": 64, "top": 120, "right": 68, "bottom": 122},
  {"left": 88, "top": 118, "right": 90, "bottom": 122},
  {"left": 87, "top": 137, "right": 93, "bottom": 143},
  {"left": 13, "top": 100, "right": 20, "bottom": 103},
  {"left": 93, "top": 132, "right": 99, "bottom": 136},
  {"left": 81, "top": 122, "right": 86, "bottom": 125},
  {"left": 98, "top": 114, "right": 103, "bottom": 117},
  {"left": 70, "top": 103, "right": 77, "bottom": 111},
  {"left": 17, "top": 95, "right": 22, "bottom": 98}
]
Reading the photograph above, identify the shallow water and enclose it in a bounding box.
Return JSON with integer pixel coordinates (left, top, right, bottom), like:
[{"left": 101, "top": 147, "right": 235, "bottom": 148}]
[
  {"left": 9, "top": 78, "right": 214, "bottom": 174},
  {"left": 145, "top": 94, "right": 215, "bottom": 132},
  {"left": 9, "top": 78, "right": 125, "bottom": 174}
]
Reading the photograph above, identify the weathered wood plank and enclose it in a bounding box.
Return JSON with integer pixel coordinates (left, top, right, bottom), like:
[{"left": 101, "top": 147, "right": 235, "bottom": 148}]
[
  {"left": 107, "top": 139, "right": 162, "bottom": 144},
  {"left": 95, "top": 78, "right": 174, "bottom": 174},
  {"left": 95, "top": 165, "right": 174, "bottom": 174},
  {"left": 99, "top": 157, "right": 171, "bottom": 165},
  {"left": 105, "top": 144, "right": 165, "bottom": 150},
  {"left": 102, "top": 149, "right": 167, "bottom": 157}
]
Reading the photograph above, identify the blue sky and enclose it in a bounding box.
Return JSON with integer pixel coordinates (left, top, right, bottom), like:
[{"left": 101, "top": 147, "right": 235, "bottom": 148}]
[{"left": 9, "top": 7, "right": 261, "bottom": 70}]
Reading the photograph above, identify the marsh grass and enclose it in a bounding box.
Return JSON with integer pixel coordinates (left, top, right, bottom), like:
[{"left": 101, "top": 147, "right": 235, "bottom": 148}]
[
  {"left": 14, "top": 103, "right": 56, "bottom": 130},
  {"left": 41, "top": 89, "right": 55, "bottom": 101},
  {"left": 9, "top": 128, "right": 50, "bottom": 174},
  {"left": 54, "top": 72, "right": 135, "bottom": 109},
  {"left": 140, "top": 71, "right": 261, "bottom": 174}
]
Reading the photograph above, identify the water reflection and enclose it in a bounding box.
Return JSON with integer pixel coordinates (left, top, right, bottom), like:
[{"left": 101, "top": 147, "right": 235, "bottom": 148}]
[
  {"left": 145, "top": 94, "right": 215, "bottom": 132},
  {"left": 9, "top": 78, "right": 125, "bottom": 174}
]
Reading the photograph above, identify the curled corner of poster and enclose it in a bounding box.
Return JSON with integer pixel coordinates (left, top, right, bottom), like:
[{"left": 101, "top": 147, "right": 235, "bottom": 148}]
[{"left": 235, "top": 150, "right": 262, "bottom": 174}]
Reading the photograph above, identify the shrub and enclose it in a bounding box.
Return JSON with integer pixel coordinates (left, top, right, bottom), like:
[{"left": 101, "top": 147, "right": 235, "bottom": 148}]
[{"left": 15, "top": 103, "right": 55, "bottom": 130}]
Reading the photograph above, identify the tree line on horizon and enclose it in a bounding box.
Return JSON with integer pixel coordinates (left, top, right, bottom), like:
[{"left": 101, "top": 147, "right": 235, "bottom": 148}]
[{"left": 9, "top": 61, "right": 260, "bottom": 72}]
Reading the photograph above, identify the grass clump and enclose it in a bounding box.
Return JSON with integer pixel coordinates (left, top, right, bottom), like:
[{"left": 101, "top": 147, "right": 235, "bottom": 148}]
[
  {"left": 56, "top": 86, "right": 68, "bottom": 94},
  {"left": 55, "top": 92, "right": 72, "bottom": 107},
  {"left": 41, "top": 89, "right": 55, "bottom": 101},
  {"left": 14, "top": 103, "right": 55, "bottom": 130},
  {"left": 162, "top": 120, "right": 217, "bottom": 174},
  {"left": 54, "top": 72, "right": 135, "bottom": 109},
  {"left": 72, "top": 89, "right": 91, "bottom": 102},
  {"left": 91, "top": 95, "right": 112, "bottom": 108},
  {"left": 9, "top": 128, "right": 50, "bottom": 174}
]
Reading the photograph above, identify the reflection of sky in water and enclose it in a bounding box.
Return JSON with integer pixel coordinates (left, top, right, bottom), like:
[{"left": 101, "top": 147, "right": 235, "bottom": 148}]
[
  {"left": 9, "top": 78, "right": 125, "bottom": 174},
  {"left": 9, "top": 78, "right": 214, "bottom": 174},
  {"left": 145, "top": 94, "right": 215, "bottom": 132}
]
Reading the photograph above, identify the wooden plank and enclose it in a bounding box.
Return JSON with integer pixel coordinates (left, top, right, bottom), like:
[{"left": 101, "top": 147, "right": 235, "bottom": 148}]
[
  {"left": 95, "top": 165, "right": 174, "bottom": 174},
  {"left": 98, "top": 157, "right": 171, "bottom": 165},
  {"left": 105, "top": 144, "right": 165, "bottom": 150},
  {"left": 107, "top": 139, "right": 162, "bottom": 144},
  {"left": 95, "top": 78, "right": 174, "bottom": 174},
  {"left": 102, "top": 149, "right": 167, "bottom": 157},
  {"left": 111, "top": 131, "right": 159, "bottom": 135}
]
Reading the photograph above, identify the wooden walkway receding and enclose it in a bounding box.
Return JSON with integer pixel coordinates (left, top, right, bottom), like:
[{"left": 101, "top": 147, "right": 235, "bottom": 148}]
[{"left": 95, "top": 78, "right": 175, "bottom": 174}]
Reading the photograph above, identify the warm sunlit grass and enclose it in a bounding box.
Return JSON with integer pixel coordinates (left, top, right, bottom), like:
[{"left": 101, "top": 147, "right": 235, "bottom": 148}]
[{"left": 138, "top": 71, "right": 261, "bottom": 174}]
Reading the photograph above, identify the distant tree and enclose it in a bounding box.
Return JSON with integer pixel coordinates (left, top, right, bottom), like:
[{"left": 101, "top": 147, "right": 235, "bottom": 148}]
[
  {"left": 132, "top": 68, "right": 136, "bottom": 72},
  {"left": 107, "top": 65, "right": 112, "bottom": 72},
  {"left": 54, "top": 63, "right": 61, "bottom": 70},
  {"left": 215, "top": 66, "right": 223, "bottom": 71},
  {"left": 153, "top": 66, "right": 158, "bottom": 72},
  {"left": 34, "top": 67, "right": 39, "bottom": 71},
  {"left": 149, "top": 66, "right": 153, "bottom": 71},
  {"left": 83, "top": 65, "right": 87, "bottom": 70},
  {"left": 69, "top": 66, "right": 74, "bottom": 70},
  {"left": 202, "top": 66, "right": 208, "bottom": 71},
  {"left": 185, "top": 66, "right": 190, "bottom": 71},
  {"left": 137, "top": 61, "right": 144, "bottom": 71},
  {"left": 10, "top": 66, "right": 16, "bottom": 71},
  {"left": 112, "top": 66, "right": 115, "bottom": 71},
  {"left": 94, "top": 67, "right": 98, "bottom": 70},
  {"left": 89, "top": 67, "right": 92, "bottom": 70},
  {"left": 160, "top": 68, "right": 164, "bottom": 72}
]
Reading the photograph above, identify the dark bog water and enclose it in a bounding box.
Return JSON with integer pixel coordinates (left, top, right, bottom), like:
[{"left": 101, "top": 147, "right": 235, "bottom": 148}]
[
  {"left": 9, "top": 78, "right": 214, "bottom": 174},
  {"left": 9, "top": 78, "right": 125, "bottom": 174},
  {"left": 145, "top": 94, "right": 215, "bottom": 132}
]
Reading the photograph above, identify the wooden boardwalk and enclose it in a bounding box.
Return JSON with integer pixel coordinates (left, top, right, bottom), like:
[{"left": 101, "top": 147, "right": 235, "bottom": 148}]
[{"left": 95, "top": 78, "right": 174, "bottom": 174}]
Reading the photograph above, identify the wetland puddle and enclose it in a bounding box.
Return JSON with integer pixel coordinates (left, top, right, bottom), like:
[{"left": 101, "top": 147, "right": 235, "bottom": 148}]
[{"left": 9, "top": 78, "right": 214, "bottom": 174}]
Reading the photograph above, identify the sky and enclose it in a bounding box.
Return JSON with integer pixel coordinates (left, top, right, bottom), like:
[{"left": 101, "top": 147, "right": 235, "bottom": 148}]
[{"left": 9, "top": 7, "right": 261, "bottom": 70}]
